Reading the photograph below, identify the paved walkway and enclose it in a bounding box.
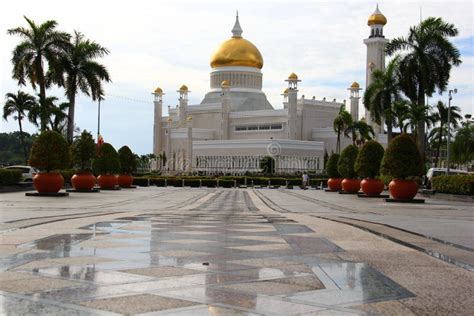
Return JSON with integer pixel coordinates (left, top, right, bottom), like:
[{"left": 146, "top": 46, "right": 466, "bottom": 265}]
[{"left": 0, "top": 188, "right": 473, "bottom": 315}]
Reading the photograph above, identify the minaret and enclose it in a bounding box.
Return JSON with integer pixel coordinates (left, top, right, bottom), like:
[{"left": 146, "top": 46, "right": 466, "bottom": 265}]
[
  {"left": 220, "top": 80, "right": 231, "bottom": 140},
  {"left": 186, "top": 116, "right": 193, "bottom": 172},
  {"left": 152, "top": 87, "right": 164, "bottom": 156},
  {"left": 282, "top": 88, "right": 289, "bottom": 108},
  {"left": 348, "top": 82, "right": 361, "bottom": 122},
  {"left": 177, "top": 85, "right": 189, "bottom": 127},
  {"left": 364, "top": 4, "right": 389, "bottom": 134},
  {"left": 286, "top": 73, "right": 300, "bottom": 140}
]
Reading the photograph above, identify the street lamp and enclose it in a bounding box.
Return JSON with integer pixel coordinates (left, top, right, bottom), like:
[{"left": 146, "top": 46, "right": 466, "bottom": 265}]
[{"left": 446, "top": 88, "right": 457, "bottom": 175}]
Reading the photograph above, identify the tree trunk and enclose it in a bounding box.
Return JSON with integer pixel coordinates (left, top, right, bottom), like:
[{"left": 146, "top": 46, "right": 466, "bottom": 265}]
[
  {"left": 18, "top": 118, "right": 28, "bottom": 164},
  {"left": 336, "top": 131, "right": 341, "bottom": 154},
  {"left": 36, "top": 58, "right": 47, "bottom": 132},
  {"left": 417, "top": 89, "right": 426, "bottom": 161},
  {"left": 387, "top": 121, "right": 393, "bottom": 143},
  {"left": 434, "top": 123, "right": 443, "bottom": 167},
  {"left": 67, "top": 90, "right": 76, "bottom": 144}
]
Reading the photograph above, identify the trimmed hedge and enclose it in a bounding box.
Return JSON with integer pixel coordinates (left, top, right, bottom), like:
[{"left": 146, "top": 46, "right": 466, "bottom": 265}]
[
  {"left": 60, "top": 169, "right": 75, "bottom": 184},
  {"left": 326, "top": 154, "right": 341, "bottom": 178},
  {"left": 432, "top": 175, "right": 474, "bottom": 195},
  {"left": 29, "top": 131, "right": 70, "bottom": 172},
  {"left": 0, "top": 169, "right": 22, "bottom": 186},
  {"left": 355, "top": 140, "right": 384, "bottom": 179},
  {"left": 381, "top": 134, "right": 422, "bottom": 179},
  {"left": 338, "top": 145, "right": 359, "bottom": 179}
]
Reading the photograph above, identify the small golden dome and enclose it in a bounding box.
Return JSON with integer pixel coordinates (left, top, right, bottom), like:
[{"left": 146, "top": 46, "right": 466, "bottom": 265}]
[
  {"left": 186, "top": 115, "right": 193, "bottom": 121},
  {"left": 221, "top": 80, "right": 230, "bottom": 87},
  {"left": 154, "top": 87, "right": 163, "bottom": 94},
  {"left": 368, "top": 5, "right": 387, "bottom": 26},
  {"left": 351, "top": 82, "right": 360, "bottom": 89},
  {"left": 211, "top": 37, "right": 263, "bottom": 69},
  {"left": 288, "top": 72, "right": 298, "bottom": 80},
  {"left": 283, "top": 88, "right": 289, "bottom": 94},
  {"left": 179, "top": 84, "right": 188, "bottom": 91},
  {"left": 166, "top": 118, "right": 172, "bottom": 122}
]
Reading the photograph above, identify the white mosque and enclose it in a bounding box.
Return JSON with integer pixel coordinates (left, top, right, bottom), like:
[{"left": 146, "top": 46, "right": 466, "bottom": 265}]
[{"left": 152, "top": 6, "right": 389, "bottom": 175}]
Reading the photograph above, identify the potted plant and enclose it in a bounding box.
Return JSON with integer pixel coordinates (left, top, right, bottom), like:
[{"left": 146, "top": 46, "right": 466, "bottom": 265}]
[
  {"left": 28, "top": 131, "right": 70, "bottom": 193},
  {"left": 71, "top": 130, "right": 96, "bottom": 191},
  {"left": 326, "top": 153, "right": 342, "bottom": 191},
  {"left": 381, "top": 134, "right": 423, "bottom": 200},
  {"left": 92, "top": 143, "right": 121, "bottom": 189},
  {"left": 355, "top": 140, "right": 385, "bottom": 196},
  {"left": 118, "top": 145, "right": 137, "bottom": 188},
  {"left": 337, "top": 144, "right": 360, "bottom": 193}
]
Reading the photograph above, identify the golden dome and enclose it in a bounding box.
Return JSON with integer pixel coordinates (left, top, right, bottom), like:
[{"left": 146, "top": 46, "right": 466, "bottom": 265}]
[
  {"left": 167, "top": 118, "right": 172, "bottom": 122},
  {"left": 186, "top": 115, "right": 193, "bottom": 121},
  {"left": 283, "top": 88, "right": 289, "bottom": 94},
  {"left": 350, "top": 82, "right": 360, "bottom": 88},
  {"left": 211, "top": 37, "right": 263, "bottom": 69},
  {"left": 368, "top": 5, "right": 387, "bottom": 26},
  {"left": 179, "top": 84, "right": 188, "bottom": 91},
  {"left": 154, "top": 87, "right": 163, "bottom": 94},
  {"left": 221, "top": 80, "right": 230, "bottom": 87},
  {"left": 288, "top": 72, "right": 298, "bottom": 80}
]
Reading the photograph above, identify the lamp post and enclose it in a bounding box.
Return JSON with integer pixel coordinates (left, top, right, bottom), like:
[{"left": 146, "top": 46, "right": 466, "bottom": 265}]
[
  {"left": 446, "top": 88, "right": 457, "bottom": 175},
  {"left": 97, "top": 99, "right": 101, "bottom": 140}
]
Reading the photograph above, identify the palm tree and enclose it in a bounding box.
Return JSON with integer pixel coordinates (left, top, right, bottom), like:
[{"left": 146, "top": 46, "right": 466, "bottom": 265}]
[
  {"left": 7, "top": 16, "right": 71, "bottom": 132},
  {"left": 403, "top": 103, "right": 436, "bottom": 143},
  {"left": 60, "top": 31, "right": 111, "bottom": 143},
  {"left": 28, "top": 96, "right": 69, "bottom": 133},
  {"left": 430, "top": 100, "right": 462, "bottom": 167},
  {"left": 391, "top": 100, "right": 410, "bottom": 133},
  {"left": 386, "top": 17, "right": 462, "bottom": 156},
  {"left": 363, "top": 56, "right": 401, "bottom": 143},
  {"left": 3, "top": 91, "right": 37, "bottom": 163},
  {"left": 333, "top": 105, "right": 353, "bottom": 154},
  {"left": 345, "top": 120, "right": 375, "bottom": 146}
]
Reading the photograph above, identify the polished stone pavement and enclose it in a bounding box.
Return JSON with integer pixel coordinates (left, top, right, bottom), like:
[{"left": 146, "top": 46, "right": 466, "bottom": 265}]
[{"left": 0, "top": 188, "right": 473, "bottom": 315}]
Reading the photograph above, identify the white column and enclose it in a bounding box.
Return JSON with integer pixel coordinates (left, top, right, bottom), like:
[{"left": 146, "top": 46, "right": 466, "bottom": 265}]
[{"left": 186, "top": 116, "right": 193, "bottom": 173}]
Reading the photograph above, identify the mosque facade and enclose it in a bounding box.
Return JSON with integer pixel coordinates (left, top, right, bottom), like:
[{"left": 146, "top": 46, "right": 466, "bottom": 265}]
[{"left": 152, "top": 6, "right": 388, "bottom": 175}]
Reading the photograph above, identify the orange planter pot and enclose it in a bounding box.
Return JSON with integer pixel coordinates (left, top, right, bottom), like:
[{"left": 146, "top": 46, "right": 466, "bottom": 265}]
[
  {"left": 71, "top": 172, "right": 96, "bottom": 190},
  {"left": 33, "top": 172, "right": 64, "bottom": 193},
  {"left": 341, "top": 178, "right": 361, "bottom": 193},
  {"left": 327, "top": 178, "right": 343, "bottom": 191},
  {"left": 97, "top": 174, "right": 117, "bottom": 189},
  {"left": 118, "top": 174, "right": 133, "bottom": 188},
  {"left": 389, "top": 179, "right": 418, "bottom": 200},
  {"left": 361, "top": 178, "right": 384, "bottom": 196}
]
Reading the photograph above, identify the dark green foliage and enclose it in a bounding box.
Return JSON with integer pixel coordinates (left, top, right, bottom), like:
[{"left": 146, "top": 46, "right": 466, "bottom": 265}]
[
  {"left": 118, "top": 146, "right": 137, "bottom": 174},
  {"left": 326, "top": 154, "right": 341, "bottom": 178},
  {"left": 60, "top": 169, "right": 75, "bottom": 184},
  {"left": 0, "top": 169, "right": 22, "bottom": 185},
  {"left": 259, "top": 156, "right": 275, "bottom": 175},
  {"left": 92, "top": 143, "right": 120, "bottom": 175},
  {"left": 29, "top": 131, "right": 70, "bottom": 172},
  {"left": 0, "top": 132, "right": 36, "bottom": 165},
  {"left": 432, "top": 175, "right": 474, "bottom": 195},
  {"left": 381, "top": 134, "right": 423, "bottom": 179},
  {"left": 71, "top": 130, "right": 95, "bottom": 171},
  {"left": 355, "top": 140, "right": 385, "bottom": 178},
  {"left": 337, "top": 145, "right": 359, "bottom": 179}
]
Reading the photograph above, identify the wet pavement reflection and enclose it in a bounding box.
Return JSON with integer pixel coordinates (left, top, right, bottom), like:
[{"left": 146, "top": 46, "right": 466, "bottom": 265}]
[{"left": 0, "top": 190, "right": 413, "bottom": 315}]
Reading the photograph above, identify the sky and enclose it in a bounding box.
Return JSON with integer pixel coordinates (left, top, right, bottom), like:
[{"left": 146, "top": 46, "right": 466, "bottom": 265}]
[{"left": 1, "top": 0, "right": 473, "bottom": 154}]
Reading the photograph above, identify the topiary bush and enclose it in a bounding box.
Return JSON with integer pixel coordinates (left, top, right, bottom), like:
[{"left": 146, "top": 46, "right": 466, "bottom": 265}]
[
  {"left": 381, "top": 134, "right": 422, "bottom": 179},
  {"left": 0, "top": 169, "right": 22, "bottom": 185},
  {"left": 71, "top": 130, "right": 96, "bottom": 171},
  {"left": 118, "top": 145, "right": 137, "bottom": 174},
  {"left": 337, "top": 145, "right": 359, "bottom": 179},
  {"left": 432, "top": 175, "right": 474, "bottom": 195},
  {"left": 355, "top": 140, "right": 385, "bottom": 179},
  {"left": 326, "top": 154, "right": 341, "bottom": 178},
  {"left": 260, "top": 156, "right": 275, "bottom": 175},
  {"left": 92, "top": 143, "right": 120, "bottom": 175},
  {"left": 29, "top": 131, "right": 70, "bottom": 172}
]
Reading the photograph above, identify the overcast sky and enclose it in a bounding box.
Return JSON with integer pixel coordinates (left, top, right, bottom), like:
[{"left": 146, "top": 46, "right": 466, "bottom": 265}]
[{"left": 1, "top": 0, "right": 472, "bottom": 154}]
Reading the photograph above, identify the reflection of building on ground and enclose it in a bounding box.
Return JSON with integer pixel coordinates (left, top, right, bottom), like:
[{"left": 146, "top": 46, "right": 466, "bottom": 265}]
[{"left": 152, "top": 7, "right": 389, "bottom": 175}]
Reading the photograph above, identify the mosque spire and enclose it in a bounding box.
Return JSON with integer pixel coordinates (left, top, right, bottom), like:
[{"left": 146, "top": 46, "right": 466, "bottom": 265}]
[{"left": 232, "top": 11, "right": 243, "bottom": 38}]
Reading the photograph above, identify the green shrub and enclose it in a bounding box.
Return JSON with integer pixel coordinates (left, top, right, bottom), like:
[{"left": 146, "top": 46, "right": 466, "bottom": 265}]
[
  {"left": 381, "top": 134, "right": 422, "bottom": 179},
  {"left": 0, "top": 169, "right": 22, "bottom": 185},
  {"left": 355, "top": 140, "right": 385, "bottom": 179},
  {"left": 219, "top": 179, "right": 234, "bottom": 188},
  {"left": 432, "top": 175, "right": 474, "bottom": 195},
  {"left": 337, "top": 145, "right": 359, "bottom": 179},
  {"left": 71, "top": 130, "right": 95, "bottom": 171},
  {"left": 118, "top": 146, "right": 137, "bottom": 174},
  {"left": 326, "top": 154, "right": 341, "bottom": 178},
  {"left": 29, "top": 131, "right": 70, "bottom": 172},
  {"left": 260, "top": 156, "right": 275, "bottom": 175},
  {"left": 60, "top": 169, "right": 75, "bottom": 184},
  {"left": 92, "top": 143, "right": 121, "bottom": 175},
  {"left": 309, "top": 178, "right": 328, "bottom": 186},
  {"left": 133, "top": 177, "right": 149, "bottom": 187}
]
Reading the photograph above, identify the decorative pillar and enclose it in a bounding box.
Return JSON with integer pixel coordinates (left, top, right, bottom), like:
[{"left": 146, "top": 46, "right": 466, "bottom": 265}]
[
  {"left": 186, "top": 116, "right": 193, "bottom": 173},
  {"left": 152, "top": 87, "right": 164, "bottom": 156},
  {"left": 221, "top": 80, "right": 231, "bottom": 139},
  {"left": 286, "top": 73, "right": 300, "bottom": 140},
  {"left": 348, "top": 82, "right": 361, "bottom": 122},
  {"left": 166, "top": 118, "right": 172, "bottom": 171},
  {"left": 177, "top": 85, "right": 189, "bottom": 127}
]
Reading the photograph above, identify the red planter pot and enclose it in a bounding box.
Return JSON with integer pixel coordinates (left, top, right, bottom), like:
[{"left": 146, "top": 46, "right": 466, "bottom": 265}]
[
  {"left": 327, "top": 178, "right": 343, "bottom": 191},
  {"left": 33, "top": 172, "right": 64, "bottom": 193},
  {"left": 361, "top": 178, "right": 384, "bottom": 196},
  {"left": 341, "top": 178, "right": 361, "bottom": 193},
  {"left": 389, "top": 179, "right": 419, "bottom": 200},
  {"left": 71, "top": 172, "right": 96, "bottom": 190},
  {"left": 97, "top": 174, "right": 118, "bottom": 189},
  {"left": 118, "top": 174, "right": 133, "bottom": 188}
]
